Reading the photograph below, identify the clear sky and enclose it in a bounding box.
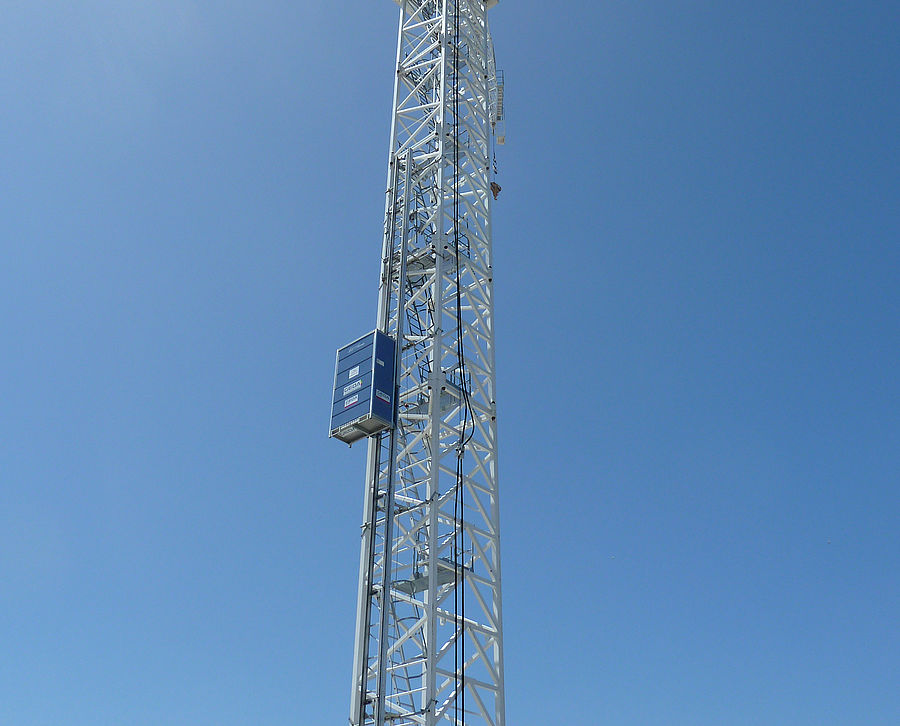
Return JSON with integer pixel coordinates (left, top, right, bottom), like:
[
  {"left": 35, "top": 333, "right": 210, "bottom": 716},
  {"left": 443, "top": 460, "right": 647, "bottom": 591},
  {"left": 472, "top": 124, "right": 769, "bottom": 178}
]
[{"left": 1, "top": 1, "right": 898, "bottom": 724}]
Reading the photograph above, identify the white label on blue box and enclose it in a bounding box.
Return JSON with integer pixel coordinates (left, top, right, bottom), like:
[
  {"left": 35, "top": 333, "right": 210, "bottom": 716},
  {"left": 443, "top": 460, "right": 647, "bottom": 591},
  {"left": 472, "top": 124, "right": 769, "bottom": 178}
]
[
  {"left": 376, "top": 358, "right": 385, "bottom": 366},
  {"left": 375, "top": 389, "right": 391, "bottom": 403},
  {"left": 343, "top": 379, "right": 363, "bottom": 396},
  {"left": 348, "top": 365, "right": 360, "bottom": 379},
  {"left": 344, "top": 394, "right": 359, "bottom": 408}
]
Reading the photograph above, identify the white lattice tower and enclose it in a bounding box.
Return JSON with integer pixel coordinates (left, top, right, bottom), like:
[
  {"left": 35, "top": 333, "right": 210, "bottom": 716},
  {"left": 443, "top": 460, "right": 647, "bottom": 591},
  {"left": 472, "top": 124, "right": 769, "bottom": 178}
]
[{"left": 348, "top": 1, "right": 505, "bottom": 725}]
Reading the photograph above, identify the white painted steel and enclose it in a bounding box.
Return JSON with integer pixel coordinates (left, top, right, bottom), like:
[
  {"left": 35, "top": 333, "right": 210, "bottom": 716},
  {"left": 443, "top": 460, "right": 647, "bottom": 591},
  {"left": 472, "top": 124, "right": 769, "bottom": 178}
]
[
  {"left": 349, "top": 2, "right": 505, "bottom": 725},
  {"left": 393, "top": 0, "right": 499, "bottom": 8}
]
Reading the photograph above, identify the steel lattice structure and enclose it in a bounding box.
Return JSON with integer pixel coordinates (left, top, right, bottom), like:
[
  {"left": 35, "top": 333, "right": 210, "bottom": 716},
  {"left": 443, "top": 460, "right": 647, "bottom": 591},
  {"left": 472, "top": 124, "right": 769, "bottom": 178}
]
[{"left": 348, "top": 1, "right": 505, "bottom": 725}]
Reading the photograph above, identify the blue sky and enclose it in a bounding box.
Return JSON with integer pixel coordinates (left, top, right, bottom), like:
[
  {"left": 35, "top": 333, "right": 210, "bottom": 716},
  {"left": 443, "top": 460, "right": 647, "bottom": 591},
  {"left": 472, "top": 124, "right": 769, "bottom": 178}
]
[{"left": 1, "top": 1, "right": 898, "bottom": 724}]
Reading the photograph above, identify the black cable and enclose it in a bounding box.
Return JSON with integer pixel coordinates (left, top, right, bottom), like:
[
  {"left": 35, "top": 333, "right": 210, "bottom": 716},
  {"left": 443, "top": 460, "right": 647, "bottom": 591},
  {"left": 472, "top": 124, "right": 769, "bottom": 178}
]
[
  {"left": 451, "top": 1, "right": 461, "bottom": 722},
  {"left": 450, "top": 2, "right": 474, "bottom": 723}
]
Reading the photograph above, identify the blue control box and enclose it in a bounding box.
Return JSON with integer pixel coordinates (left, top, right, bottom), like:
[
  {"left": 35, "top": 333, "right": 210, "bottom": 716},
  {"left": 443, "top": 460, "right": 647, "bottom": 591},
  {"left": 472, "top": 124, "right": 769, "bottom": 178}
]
[{"left": 330, "top": 330, "right": 396, "bottom": 444}]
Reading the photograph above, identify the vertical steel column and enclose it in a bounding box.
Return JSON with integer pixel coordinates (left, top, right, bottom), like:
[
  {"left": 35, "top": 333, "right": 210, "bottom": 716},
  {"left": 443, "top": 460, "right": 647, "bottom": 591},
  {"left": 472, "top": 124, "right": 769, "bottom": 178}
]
[{"left": 349, "top": 2, "right": 506, "bottom": 725}]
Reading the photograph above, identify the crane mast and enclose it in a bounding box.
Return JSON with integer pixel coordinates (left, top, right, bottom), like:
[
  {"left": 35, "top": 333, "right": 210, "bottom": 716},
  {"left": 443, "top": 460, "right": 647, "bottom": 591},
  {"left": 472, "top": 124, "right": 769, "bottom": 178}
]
[{"left": 345, "top": 1, "right": 505, "bottom": 725}]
